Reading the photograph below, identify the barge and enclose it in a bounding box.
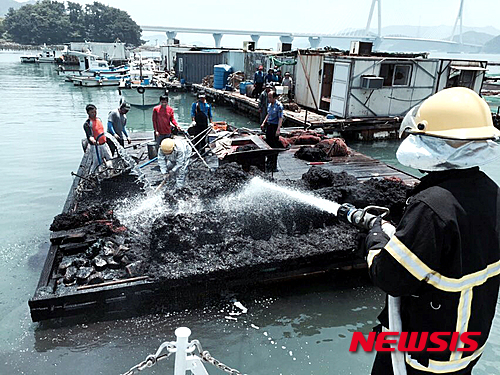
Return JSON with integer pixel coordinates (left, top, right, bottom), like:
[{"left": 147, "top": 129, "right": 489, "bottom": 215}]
[{"left": 29, "top": 130, "right": 418, "bottom": 322}]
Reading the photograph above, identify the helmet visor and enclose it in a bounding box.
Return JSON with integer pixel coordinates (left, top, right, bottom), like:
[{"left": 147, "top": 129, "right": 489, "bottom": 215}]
[{"left": 399, "top": 104, "right": 421, "bottom": 138}]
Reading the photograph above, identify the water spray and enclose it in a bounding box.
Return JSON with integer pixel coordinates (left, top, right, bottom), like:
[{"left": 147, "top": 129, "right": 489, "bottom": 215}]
[{"left": 249, "top": 177, "right": 390, "bottom": 230}]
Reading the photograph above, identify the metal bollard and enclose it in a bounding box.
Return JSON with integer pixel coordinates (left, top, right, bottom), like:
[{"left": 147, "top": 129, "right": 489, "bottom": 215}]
[{"left": 174, "top": 327, "right": 191, "bottom": 375}]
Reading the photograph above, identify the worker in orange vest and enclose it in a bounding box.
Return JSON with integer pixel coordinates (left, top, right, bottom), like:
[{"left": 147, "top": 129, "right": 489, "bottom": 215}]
[{"left": 83, "top": 104, "right": 113, "bottom": 172}]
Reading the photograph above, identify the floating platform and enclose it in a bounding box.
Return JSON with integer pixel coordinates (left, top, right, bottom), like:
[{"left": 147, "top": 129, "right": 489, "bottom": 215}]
[
  {"left": 29, "top": 131, "right": 418, "bottom": 322},
  {"left": 192, "top": 84, "right": 402, "bottom": 140}
]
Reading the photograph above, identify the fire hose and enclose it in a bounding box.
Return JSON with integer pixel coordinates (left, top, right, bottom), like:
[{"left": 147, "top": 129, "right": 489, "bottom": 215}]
[{"left": 337, "top": 202, "right": 405, "bottom": 375}]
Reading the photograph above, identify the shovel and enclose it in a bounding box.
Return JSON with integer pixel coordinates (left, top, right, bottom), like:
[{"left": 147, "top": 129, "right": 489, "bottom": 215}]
[{"left": 155, "top": 174, "right": 169, "bottom": 193}]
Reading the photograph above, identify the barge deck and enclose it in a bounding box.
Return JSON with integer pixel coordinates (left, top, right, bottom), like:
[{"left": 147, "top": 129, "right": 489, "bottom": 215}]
[{"left": 29, "top": 131, "right": 418, "bottom": 322}]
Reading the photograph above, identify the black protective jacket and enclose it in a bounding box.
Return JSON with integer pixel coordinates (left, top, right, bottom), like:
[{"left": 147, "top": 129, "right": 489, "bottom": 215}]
[{"left": 368, "top": 168, "right": 500, "bottom": 374}]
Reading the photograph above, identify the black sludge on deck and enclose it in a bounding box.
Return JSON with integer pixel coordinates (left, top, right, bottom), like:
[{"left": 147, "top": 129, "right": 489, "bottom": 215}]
[{"left": 29, "top": 133, "right": 417, "bottom": 321}]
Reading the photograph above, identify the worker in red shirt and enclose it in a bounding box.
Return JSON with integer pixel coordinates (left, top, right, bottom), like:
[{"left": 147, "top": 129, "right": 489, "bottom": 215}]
[{"left": 152, "top": 94, "right": 180, "bottom": 147}]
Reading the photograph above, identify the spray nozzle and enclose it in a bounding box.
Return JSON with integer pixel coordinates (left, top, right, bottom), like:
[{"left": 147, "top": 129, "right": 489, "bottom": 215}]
[{"left": 337, "top": 203, "right": 390, "bottom": 230}]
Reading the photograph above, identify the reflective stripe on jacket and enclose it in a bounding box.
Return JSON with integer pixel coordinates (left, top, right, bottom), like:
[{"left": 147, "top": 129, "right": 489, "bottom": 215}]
[{"left": 368, "top": 168, "right": 500, "bottom": 374}]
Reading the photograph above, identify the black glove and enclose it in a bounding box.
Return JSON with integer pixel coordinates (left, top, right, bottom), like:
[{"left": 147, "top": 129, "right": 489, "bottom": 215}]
[{"left": 364, "top": 217, "right": 390, "bottom": 257}]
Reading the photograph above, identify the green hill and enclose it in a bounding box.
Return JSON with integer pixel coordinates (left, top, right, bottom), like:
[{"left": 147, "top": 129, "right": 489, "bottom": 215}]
[{"left": 0, "top": 0, "right": 35, "bottom": 17}]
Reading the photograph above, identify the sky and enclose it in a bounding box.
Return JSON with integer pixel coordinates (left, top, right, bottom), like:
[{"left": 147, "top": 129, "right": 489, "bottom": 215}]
[
  {"left": 15, "top": 0, "right": 500, "bottom": 47},
  {"left": 46, "top": 0, "right": 499, "bottom": 30}
]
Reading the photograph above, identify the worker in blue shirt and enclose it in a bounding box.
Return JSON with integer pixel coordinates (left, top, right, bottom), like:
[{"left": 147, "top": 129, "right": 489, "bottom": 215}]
[
  {"left": 189, "top": 93, "right": 213, "bottom": 152},
  {"left": 265, "top": 68, "right": 276, "bottom": 84},
  {"left": 261, "top": 91, "right": 283, "bottom": 172},
  {"left": 253, "top": 65, "right": 265, "bottom": 98}
]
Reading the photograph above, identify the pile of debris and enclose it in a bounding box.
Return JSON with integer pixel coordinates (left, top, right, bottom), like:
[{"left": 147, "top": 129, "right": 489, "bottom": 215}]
[
  {"left": 142, "top": 163, "right": 411, "bottom": 281},
  {"left": 202, "top": 74, "right": 214, "bottom": 87},
  {"left": 228, "top": 71, "right": 245, "bottom": 89},
  {"left": 49, "top": 204, "right": 142, "bottom": 291},
  {"left": 276, "top": 130, "right": 349, "bottom": 161}
]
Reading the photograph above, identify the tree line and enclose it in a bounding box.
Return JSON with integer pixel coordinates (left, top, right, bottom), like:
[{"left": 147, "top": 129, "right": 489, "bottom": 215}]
[{"left": 3, "top": 0, "right": 142, "bottom": 46}]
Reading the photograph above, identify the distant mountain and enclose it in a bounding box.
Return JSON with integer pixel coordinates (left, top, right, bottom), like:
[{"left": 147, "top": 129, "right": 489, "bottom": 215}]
[
  {"left": 1, "top": 0, "right": 36, "bottom": 17},
  {"left": 377, "top": 25, "right": 500, "bottom": 40},
  {"left": 452, "top": 31, "right": 495, "bottom": 46},
  {"left": 483, "top": 35, "right": 500, "bottom": 53}
]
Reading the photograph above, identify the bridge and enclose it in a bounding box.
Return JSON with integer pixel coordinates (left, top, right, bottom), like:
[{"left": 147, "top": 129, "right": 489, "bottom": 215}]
[{"left": 141, "top": 0, "right": 480, "bottom": 52}]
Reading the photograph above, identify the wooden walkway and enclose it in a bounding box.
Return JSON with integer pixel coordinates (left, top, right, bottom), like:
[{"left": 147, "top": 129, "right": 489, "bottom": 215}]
[{"left": 192, "top": 84, "right": 401, "bottom": 140}]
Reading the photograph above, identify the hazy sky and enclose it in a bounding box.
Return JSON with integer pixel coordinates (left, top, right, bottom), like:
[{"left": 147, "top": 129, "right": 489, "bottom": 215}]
[
  {"left": 57, "top": 0, "right": 498, "bottom": 30},
  {"left": 16, "top": 0, "right": 500, "bottom": 47}
]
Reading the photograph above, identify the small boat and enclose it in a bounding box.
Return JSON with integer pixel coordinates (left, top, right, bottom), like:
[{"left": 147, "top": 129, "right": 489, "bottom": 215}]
[
  {"left": 37, "top": 44, "right": 58, "bottom": 63},
  {"left": 72, "top": 74, "right": 127, "bottom": 87},
  {"left": 21, "top": 45, "right": 59, "bottom": 64},
  {"left": 118, "top": 56, "right": 167, "bottom": 107},
  {"left": 20, "top": 55, "right": 38, "bottom": 63},
  {"left": 56, "top": 49, "right": 128, "bottom": 76},
  {"left": 65, "top": 67, "right": 130, "bottom": 82}
]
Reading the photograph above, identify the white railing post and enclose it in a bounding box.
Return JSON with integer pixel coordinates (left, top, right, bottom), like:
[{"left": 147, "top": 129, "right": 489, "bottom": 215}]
[{"left": 174, "top": 327, "right": 191, "bottom": 375}]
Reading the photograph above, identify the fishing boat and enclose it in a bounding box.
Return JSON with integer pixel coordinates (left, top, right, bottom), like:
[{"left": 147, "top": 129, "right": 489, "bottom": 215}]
[
  {"left": 65, "top": 66, "right": 130, "bottom": 83},
  {"left": 20, "top": 54, "right": 38, "bottom": 63},
  {"left": 118, "top": 57, "right": 167, "bottom": 107},
  {"left": 56, "top": 50, "right": 124, "bottom": 75},
  {"left": 20, "top": 46, "right": 58, "bottom": 64},
  {"left": 72, "top": 73, "right": 128, "bottom": 87},
  {"left": 37, "top": 44, "right": 58, "bottom": 63}
]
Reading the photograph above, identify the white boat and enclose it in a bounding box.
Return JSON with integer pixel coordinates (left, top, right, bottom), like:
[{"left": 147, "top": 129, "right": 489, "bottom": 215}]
[
  {"left": 20, "top": 55, "right": 38, "bottom": 63},
  {"left": 118, "top": 81, "right": 167, "bottom": 107},
  {"left": 64, "top": 66, "right": 130, "bottom": 82},
  {"left": 20, "top": 45, "right": 59, "bottom": 64},
  {"left": 37, "top": 44, "right": 58, "bottom": 63},
  {"left": 57, "top": 49, "right": 128, "bottom": 76},
  {"left": 72, "top": 74, "right": 127, "bottom": 87},
  {"left": 118, "top": 57, "right": 167, "bottom": 107}
]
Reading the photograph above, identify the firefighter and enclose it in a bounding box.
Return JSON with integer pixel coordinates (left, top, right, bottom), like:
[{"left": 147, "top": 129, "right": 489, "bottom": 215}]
[{"left": 364, "top": 87, "right": 500, "bottom": 374}]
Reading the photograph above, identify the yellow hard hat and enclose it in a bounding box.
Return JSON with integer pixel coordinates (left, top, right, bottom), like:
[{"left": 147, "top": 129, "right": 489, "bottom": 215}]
[
  {"left": 160, "top": 138, "right": 175, "bottom": 154},
  {"left": 400, "top": 87, "right": 500, "bottom": 140}
]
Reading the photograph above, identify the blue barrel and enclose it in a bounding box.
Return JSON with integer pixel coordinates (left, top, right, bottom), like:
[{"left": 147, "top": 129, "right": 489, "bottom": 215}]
[
  {"left": 213, "top": 64, "right": 232, "bottom": 90},
  {"left": 239, "top": 81, "right": 250, "bottom": 95}
]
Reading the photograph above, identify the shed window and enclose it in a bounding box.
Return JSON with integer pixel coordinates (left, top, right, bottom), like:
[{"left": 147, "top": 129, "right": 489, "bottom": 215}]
[{"left": 380, "top": 63, "right": 412, "bottom": 86}]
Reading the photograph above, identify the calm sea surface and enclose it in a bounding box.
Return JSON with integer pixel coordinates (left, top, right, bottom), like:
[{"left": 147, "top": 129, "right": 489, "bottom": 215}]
[{"left": 1, "top": 51, "right": 500, "bottom": 374}]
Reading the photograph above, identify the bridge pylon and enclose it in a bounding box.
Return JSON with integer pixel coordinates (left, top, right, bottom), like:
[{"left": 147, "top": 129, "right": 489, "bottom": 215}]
[{"left": 365, "top": 0, "right": 382, "bottom": 37}]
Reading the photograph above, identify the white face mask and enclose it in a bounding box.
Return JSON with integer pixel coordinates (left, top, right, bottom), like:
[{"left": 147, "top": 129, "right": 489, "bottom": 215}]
[{"left": 396, "top": 134, "right": 500, "bottom": 172}]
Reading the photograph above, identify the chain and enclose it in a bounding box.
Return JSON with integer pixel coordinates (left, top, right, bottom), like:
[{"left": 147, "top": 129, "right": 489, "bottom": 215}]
[
  {"left": 200, "top": 350, "right": 242, "bottom": 375},
  {"left": 121, "top": 341, "right": 175, "bottom": 375},
  {"left": 121, "top": 338, "right": 243, "bottom": 375}
]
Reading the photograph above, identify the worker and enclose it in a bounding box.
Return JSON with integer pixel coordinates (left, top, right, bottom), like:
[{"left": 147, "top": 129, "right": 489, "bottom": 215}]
[
  {"left": 261, "top": 91, "right": 283, "bottom": 172},
  {"left": 258, "top": 84, "right": 272, "bottom": 125},
  {"left": 282, "top": 72, "right": 293, "bottom": 99},
  {"left": 83, "top": 104, "right": 113, "bottom": 173},
  {"left": 265, "top": 68, "right": 276, "bottom": 84},
  {"left": 107, "top": 101, "right": 131, "bottom": 147},
  {"left": 158, "top": 138, "right": 192, "bottom": 189},
  {"left": 275, "top": 69, "right": 283, "bottom": 84},
  {"left": 253, "top": 65, "right": 265, "bottom": 98},
  {"left": 363, "top": 87, "right": 500, "bottom": 374},
  {"left": 152, "top": 94, "right": 180, "bottom": 147},
  {"left": 190, "top": 93, "right": 213, "bottom": 152}
]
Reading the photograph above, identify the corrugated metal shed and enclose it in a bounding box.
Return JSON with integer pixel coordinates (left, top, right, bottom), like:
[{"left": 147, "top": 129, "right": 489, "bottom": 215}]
[{"left": 175, "top": 52, "right": 224, "bottom": 84}]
